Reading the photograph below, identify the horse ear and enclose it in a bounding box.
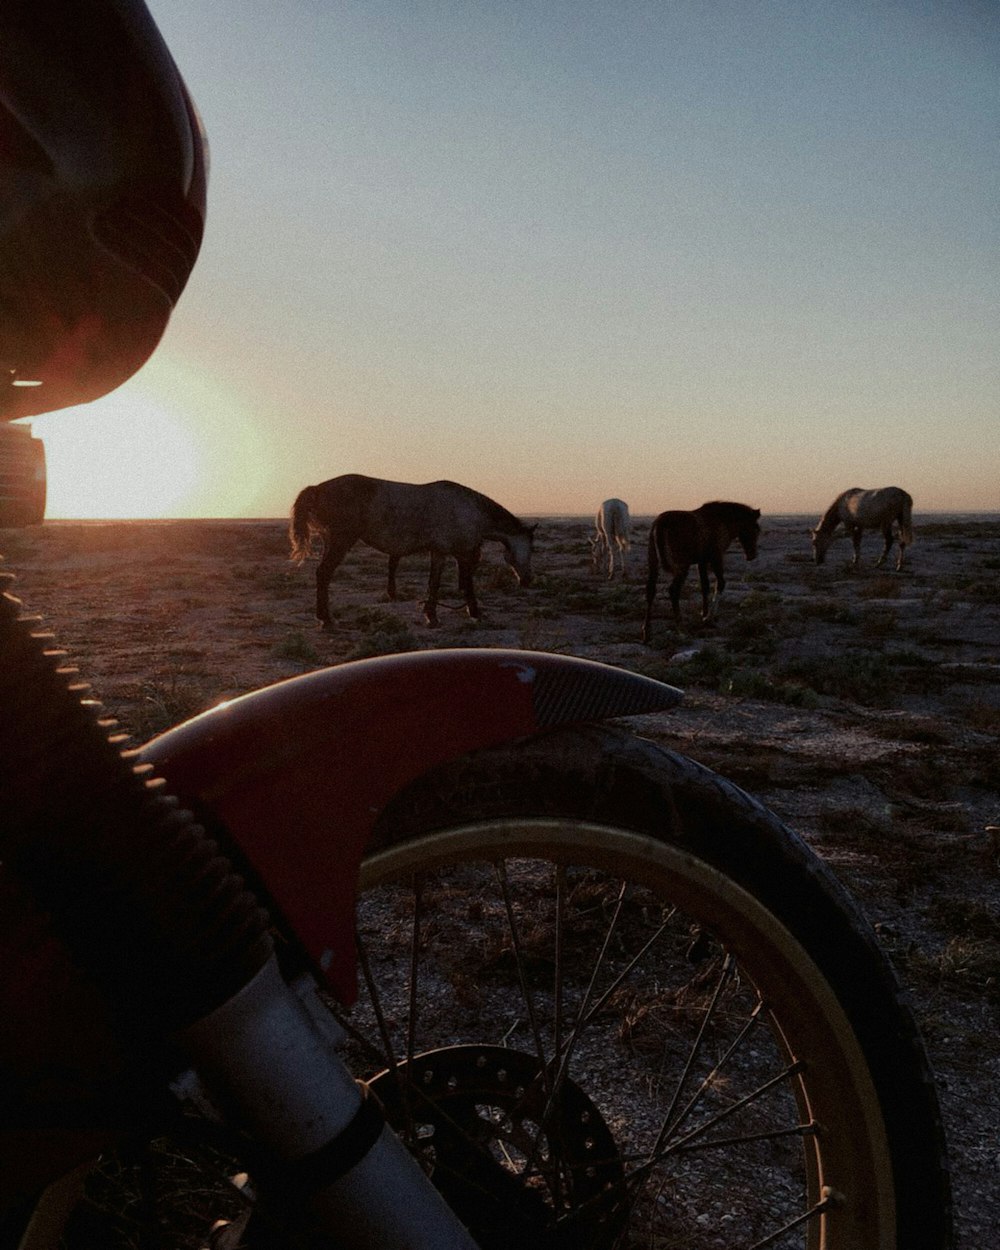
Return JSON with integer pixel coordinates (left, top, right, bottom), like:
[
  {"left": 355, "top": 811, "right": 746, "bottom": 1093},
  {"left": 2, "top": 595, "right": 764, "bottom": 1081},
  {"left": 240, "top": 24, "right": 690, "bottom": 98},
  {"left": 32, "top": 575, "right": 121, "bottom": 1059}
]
[{"left": 754, "top": 509, "right": 761, "bottom": 519}]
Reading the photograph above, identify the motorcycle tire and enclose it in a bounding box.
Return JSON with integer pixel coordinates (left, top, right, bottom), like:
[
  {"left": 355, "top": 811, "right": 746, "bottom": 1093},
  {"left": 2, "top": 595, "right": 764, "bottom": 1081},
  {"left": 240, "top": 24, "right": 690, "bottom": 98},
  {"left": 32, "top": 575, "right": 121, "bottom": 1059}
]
[{"left": 339, "top": 724, "right": 951, "bottom": 1250}]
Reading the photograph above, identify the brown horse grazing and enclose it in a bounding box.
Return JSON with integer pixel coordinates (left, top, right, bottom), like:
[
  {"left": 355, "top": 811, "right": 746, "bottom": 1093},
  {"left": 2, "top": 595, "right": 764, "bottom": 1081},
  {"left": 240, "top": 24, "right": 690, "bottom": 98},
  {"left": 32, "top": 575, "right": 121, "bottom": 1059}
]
[
  {"left": 811, "top": 486, "right": 913, "bottom": 571},
  {"left": 642, "top": 501, "right": 761, "bottom": 643},
  {"left": 290, "top": 474, "right": 535, "bottom": 627}
]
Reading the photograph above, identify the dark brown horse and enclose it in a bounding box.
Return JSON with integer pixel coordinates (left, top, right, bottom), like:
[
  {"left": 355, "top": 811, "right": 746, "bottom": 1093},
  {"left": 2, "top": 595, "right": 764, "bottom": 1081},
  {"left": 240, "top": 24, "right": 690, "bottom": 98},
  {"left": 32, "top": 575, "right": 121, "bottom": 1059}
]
[
  {"left": 642, "top": 501, "right": 761, "bottom": 642},
  {"left": 290, "top": 474, "right": 535, "bottom": 627}
]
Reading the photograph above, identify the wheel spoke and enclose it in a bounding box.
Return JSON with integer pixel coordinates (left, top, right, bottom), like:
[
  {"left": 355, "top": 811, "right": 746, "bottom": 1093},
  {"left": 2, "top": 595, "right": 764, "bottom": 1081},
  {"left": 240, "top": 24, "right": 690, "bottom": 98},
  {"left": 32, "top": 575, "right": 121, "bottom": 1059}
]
[
  {"left": 638, "top": 1059, "right": 807, "bottom": 1173},
  {"left": 494, "top": 860, "right": 571, "bottom": 1208},
  {"left": 539, "top": 876, "right": 676, "bottom": 1192},
  {"left": 658, "top": 993, "right": 767, "bottom": 1145},
  {"left": 494, "top": 860, "right": 551, "bottom": 1091},
  {"left": 668, "top": 1120, "right": 818, "bottom": 1157},
  {"left": 747, "top": 1189, "right": 841, "bottom": 1250},
  {"left": 354, "top": 923, "right": 409, "bottom": 1114},
  {"left": 528, "top": 875, "right": 631, "bottom": 1191},
  {"left": 572, "top": 901, "right": 677, "bottom": 1036},
  {"left": 553, "top": 865, "right": 566, "bottom": 1065},
  {"left": 655, "top": 952, "right": 738, "bottom": 1153},
  {"left": 406, "top": 871, "right": 424, "bottom": 1067}
]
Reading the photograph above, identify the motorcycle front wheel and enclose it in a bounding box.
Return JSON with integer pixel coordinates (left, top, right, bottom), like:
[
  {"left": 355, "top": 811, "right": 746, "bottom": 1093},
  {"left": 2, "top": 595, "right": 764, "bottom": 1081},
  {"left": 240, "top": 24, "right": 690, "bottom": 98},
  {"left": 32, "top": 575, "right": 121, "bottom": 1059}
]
[{"left": 340, "top": 724, "right": 950, "bottom": 1250}]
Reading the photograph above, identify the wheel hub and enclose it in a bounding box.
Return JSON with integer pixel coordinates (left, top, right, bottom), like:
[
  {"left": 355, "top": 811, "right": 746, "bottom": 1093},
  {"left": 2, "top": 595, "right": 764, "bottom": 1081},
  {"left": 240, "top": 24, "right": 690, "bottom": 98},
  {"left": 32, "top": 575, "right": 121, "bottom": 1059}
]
[{"left": 369, "top": 1044, "right": 626, "bottom": 1249}]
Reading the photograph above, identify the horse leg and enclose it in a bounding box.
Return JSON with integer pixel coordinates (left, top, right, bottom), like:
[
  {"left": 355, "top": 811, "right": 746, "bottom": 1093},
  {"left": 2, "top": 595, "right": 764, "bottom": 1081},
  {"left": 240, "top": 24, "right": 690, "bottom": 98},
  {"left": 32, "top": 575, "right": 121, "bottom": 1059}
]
[
  {"left": 423, "top": 551, "right": 446, "bottom": 627},
  {"left": 314, "top": 534, "right": 354, "bottom": 627},
  {"left": 895, "top": 527, "right": 907, "bottom": 571},
  {"left": 703, "top": 558, "right": 725, "bottom": 621},
  {"left": 850, "top": 526, "right": 863, "bottom": 567},
  {"left": 458, "top": 552, "right": 481, "bottom": 619},
  {"left": 641, "top": 557, "right": 659, "bottom": 644},
  {"left": 669, "top": 571, "right": 687, "bottom": 626},
  {"left": 386, "top": 554, "right": 400, "bottom": 600},
  {"left": 874, "top": 523, "right": 892, "bottom": 568}
]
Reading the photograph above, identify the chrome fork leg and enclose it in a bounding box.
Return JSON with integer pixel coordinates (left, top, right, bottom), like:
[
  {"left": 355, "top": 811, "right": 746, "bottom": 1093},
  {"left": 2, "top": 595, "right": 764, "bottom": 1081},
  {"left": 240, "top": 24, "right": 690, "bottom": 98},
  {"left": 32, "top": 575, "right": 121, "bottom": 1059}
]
[{"left": 178, "top": 957, "right": 480, "bottom": 1250}]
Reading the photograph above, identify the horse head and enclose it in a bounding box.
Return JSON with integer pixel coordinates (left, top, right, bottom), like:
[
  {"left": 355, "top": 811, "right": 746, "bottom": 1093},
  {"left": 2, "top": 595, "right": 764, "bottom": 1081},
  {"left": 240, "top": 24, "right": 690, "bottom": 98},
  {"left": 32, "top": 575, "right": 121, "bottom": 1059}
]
[
  {"left": 588, "top": 532, "right": 604, "bottom": 570},
  {"left": 505, "top": 524, "right": 536, "bottom": 587},
  {"left": 810, "top": 527, "right": 830, "bottom": 564},
  {"left": 739, "top": 509, "right": 762, "bottom": 561}
]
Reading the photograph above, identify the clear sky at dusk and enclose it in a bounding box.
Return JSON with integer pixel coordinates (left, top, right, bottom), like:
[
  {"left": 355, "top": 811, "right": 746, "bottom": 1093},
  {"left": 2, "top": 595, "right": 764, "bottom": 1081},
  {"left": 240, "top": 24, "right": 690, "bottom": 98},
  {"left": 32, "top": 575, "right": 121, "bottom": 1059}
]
[{"left": 34, "top": 0, "right": 999, "bottom": 518}]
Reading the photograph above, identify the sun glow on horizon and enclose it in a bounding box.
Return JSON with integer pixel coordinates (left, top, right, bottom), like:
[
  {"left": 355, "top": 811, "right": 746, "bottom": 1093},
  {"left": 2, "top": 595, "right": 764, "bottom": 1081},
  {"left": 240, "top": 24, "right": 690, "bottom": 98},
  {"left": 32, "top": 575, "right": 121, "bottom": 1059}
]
[
  {"left": 33, "top": 388, "right": 203, "bottom": 520},
  {"left": 31, "top": 358, "right": 272, "bottom": 520}
]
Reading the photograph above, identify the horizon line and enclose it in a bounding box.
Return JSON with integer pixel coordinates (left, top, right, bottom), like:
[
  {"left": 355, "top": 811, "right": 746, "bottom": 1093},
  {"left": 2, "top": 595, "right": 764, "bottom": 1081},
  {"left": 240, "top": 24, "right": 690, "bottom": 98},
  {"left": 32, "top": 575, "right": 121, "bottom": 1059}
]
[{"left": 38, "top": 508, "right": 1000, "bottom": 524}]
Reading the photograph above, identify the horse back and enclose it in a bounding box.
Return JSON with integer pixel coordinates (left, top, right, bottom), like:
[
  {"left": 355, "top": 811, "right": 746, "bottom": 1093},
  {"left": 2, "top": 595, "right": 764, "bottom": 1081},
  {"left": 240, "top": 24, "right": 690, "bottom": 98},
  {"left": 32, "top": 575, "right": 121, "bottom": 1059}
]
[
  {"left": 377, "top": 477, "right": 520, "bottom": 555},
  {"left": 876, "top": 485, "right": 912, "bottom": 511},
  {"left": 305, "top": 474, "right": 525, "bottom": 557},
  {"left": 650, "top": 510, "right": 702, "bottom": 570},
  {"left": 312, "top": 474, "right": 382, "bottom": 531},
  {"left": 599, "top": 498, "right": 630, "bottom": 543},
  {"left": 843, "top": 486, "right": 912, "bottom": 525}
]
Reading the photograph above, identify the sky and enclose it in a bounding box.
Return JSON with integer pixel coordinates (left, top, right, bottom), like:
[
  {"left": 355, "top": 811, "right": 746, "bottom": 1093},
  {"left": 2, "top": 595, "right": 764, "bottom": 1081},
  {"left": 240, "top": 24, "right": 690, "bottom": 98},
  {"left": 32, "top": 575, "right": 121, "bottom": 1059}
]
[{"left": 31, "top": 0, "right": 1000, "bottom": 518}]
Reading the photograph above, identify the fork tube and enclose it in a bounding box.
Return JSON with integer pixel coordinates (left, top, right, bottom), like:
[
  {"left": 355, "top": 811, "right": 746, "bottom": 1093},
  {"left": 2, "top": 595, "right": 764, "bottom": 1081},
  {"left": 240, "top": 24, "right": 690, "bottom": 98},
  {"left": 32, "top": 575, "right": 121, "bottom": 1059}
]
[{"left": 178, "top": 956, "right": 481, "bottom": 1249}]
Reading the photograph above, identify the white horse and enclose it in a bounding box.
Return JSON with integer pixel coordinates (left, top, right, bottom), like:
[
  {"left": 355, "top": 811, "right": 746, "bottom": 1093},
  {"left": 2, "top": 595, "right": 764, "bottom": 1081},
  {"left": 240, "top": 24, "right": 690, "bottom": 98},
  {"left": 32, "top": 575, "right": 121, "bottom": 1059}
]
[
  {"left": 590, "top": 498, "right": 631, "bottom": 579},
  {"left": 811, "top": 486, "right": 914, "bottom": 571}
]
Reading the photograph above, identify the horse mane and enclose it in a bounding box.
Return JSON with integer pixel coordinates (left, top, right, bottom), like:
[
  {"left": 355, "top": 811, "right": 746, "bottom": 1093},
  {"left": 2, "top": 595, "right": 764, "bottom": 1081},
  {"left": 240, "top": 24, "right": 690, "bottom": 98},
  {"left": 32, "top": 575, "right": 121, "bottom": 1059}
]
[
  {"left": 816, "top": 489, "right": 859, "bottom": 534},
  {"left": 485, "top": 496, "right": 531, "bottom": 533},
  {"left": 434, "top": 480, "right": 529, "bottom": 535}
]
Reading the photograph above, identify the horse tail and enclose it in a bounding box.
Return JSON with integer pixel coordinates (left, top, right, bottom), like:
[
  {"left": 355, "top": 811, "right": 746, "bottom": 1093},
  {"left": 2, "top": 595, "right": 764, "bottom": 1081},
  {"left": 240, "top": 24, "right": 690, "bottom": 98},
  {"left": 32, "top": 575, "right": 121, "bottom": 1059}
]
[
  {"left": 899, "top": 492, "right": 914, "bottom": 546},
  {"left": 289, "top": 485, "right": 320, "bottom": 564},
  {"left": 647, "top": 515, "right": 663, "bottom": 571}
]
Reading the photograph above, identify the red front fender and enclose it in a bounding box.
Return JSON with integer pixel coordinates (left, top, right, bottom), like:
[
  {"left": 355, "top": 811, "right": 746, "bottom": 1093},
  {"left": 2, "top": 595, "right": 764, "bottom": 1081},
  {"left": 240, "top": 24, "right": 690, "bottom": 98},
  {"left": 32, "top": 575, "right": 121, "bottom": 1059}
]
[{"left": 141, "top": 649, "right": 681, "bottom": 1003}]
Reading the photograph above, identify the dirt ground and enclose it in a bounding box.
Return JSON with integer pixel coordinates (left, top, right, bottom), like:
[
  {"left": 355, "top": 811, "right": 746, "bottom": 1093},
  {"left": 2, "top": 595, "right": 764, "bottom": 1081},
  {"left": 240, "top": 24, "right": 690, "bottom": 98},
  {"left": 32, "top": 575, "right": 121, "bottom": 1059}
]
[{"left": 3, "top": 511, "right": 998, "bottom": 1245}]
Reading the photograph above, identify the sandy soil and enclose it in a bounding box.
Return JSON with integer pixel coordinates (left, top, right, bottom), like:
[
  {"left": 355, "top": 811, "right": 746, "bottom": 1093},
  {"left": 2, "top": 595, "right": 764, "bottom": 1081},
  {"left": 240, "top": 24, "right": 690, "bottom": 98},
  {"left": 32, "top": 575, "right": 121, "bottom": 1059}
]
[{"left": 3, "top": 511, "right": 998, "bottom": 1245}]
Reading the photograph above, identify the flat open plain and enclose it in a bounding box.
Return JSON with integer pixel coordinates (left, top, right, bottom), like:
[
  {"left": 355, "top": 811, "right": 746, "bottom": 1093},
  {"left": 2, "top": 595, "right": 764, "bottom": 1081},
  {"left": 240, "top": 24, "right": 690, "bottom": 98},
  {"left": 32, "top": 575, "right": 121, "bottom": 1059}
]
[{"left": 4, "top": 511, "right": 998, "bottom": 1245}]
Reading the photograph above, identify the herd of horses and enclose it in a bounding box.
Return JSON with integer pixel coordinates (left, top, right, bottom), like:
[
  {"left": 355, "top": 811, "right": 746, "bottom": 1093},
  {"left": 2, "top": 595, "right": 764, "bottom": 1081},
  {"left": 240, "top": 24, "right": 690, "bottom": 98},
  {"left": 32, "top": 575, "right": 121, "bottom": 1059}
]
[{"left": 290, "top": 475, "right": 914, "bottom": 638}]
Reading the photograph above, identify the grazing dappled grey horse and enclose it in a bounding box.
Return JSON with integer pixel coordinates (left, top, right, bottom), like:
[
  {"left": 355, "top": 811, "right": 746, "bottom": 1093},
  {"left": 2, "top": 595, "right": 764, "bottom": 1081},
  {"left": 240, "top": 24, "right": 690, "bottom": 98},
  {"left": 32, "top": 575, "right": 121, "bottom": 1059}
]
[
  {"left": 642, "top": 501, "right": 761, "bottom": 642},
  {"left": 811, "top": 486, "right": 913, "bottom": 571},
  {"left": 290, "top": 474, "right": 535, "bottom": 627},
  {"left": 590, "top": 498, "right": 631, "bottom": 579}
]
